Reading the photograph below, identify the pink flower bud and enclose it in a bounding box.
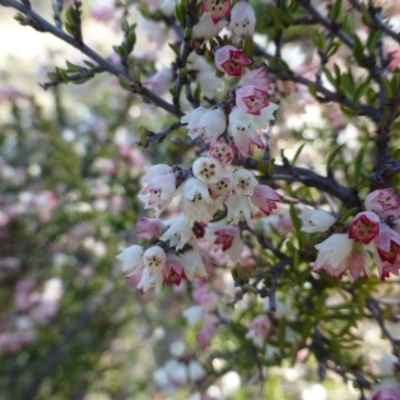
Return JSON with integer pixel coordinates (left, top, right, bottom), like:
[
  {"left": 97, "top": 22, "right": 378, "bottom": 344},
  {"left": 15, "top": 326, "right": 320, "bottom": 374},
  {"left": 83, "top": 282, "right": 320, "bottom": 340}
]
[
  {"left": 236, "top": 85, "right": 269, "bottom": 115},
  {"left": 214, "top": 45, "right": 251, "bottom": 76},
  {"left": 201, "top": 0, "right": 231, "bottom": 23},
  {"left": 250, "top": 184, "right": 283, "bottom": 215},
  {"left": 349, "top": 211, "right": 380, "bottom": 244},
  {"left": 365, "top": 188, "right": 400, "bottom": 216}
]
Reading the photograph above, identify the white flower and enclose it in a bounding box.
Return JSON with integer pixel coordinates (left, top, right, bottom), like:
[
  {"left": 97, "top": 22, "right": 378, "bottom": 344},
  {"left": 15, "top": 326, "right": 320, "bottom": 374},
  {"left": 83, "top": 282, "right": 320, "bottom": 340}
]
[
  {"left": 182, "top": 177, "right": 214, "bottom": 224},
  {"left": 183, "top": 107, "right": 226, "bottom": 143},
  {"left": 142, "top": 245, "right": 166, "bottom": 271},
  {"left": 232, "top": 168, "right": 259, "bottom": 196},
  {"left": 229, "top": 106, "right": 255, "bottom": 138},
  {"left": 229, "top": 1, "right": 256, "bottom": 42},
  {"left": 253, "top": 102, "right": 280, "bottom": 128},
  {"left": 181, "top": 250, "right": 207, "bottom": 280},
  {"left": 193, "top": 13, "right": 227, "bottom": 39},
  {"left": 226, "top": 193, "right": 252, "bottom": 224},
  {"left": 141, "top": 164, "right": 171, "bottom": 183},
  {"left": 193, "top": 157, "right": 222, "bottom": 184},
  {"left": 181, "top": 107, "right": 208, "bottom": 137},
  {"left": 160, "top": 217, "right": 193, "bottom": 249},
  {"left": 116, "top": 245, "right": 143, "bottom": 272},
  {"left": 300, "top": 208, "right": 336, "bottom": 233},
  {"left": 187, "top": 53, "right": 222, "bottom": 98}
]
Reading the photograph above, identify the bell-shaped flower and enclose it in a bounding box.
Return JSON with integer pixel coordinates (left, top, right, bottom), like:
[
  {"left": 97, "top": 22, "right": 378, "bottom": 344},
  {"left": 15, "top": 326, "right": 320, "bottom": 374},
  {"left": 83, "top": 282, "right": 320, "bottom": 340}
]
[
  {"left": 236, "top": 85, "right": 269, "bottom": 115},
  {"left": 181, "top": 250, "right": 207, "bottom": 280},
  {"left": 181, "top": 107, "right": 209, "bottom": 139},
  {"left": 125, "top": 269, "right": 143, "bottom": 288},
  {"left": 229, "top": 106, "right": 255, "bottom": 137},
  {"left": 349, "top": 211, "right": 380, "bottom": 244},
  {"left": 141, "top": 164, "right": 172, "bottom": 183},
  {"left": 313, "top": 234, "right": 369, "bottom": 279},
  {"left": 193, "top": 13, "right": 227, "bottom": 39},
  {"left": 233, "top": 129, "right": 265, "bottom": 158},
  {"left": 182, "top": 177, "right": 214, "bottom": 224},
  {"left": 116, "top": 245, "right": 143, "bottom": 273},
  {"left": 138, "top": 245, "right": 167, "bottom": 292},
  {"left": 245, "top": 315, "right": 271, "bottom": 347},
  {"left": 373, "top": 223, "right": 400, "bottom": 280},
  {"left": 299, "top": 208, "right": 336, "bottom": 233},
  {"left": 214, "top": 45, "right": 251, "bottom": 76},
  {"left": 228, "top": 0, "right": 256, "bottom": 42},
  {"left": 163, "top": 253, "right": 185, "bottom": 286},
  {"left": 213, "top": 224, "right": 243, "bottom": 261},
  {"left": 239, "top": 67, "right": 272, "bottom": 92},
  {"left": 208, "top": 139, "right": 235, "bottom": 166},
  {"left": 364, "top": 188, "right": 400, "bottom": 217},
  {"left": 183, "top": 107, "right": 226, "bottom": 143},
  {"left": 201, "top": 0, "right": 231, "bottom": 23},
  {"left": 252, "top": 102, "right": 280, "bottom": 128},
  {"left": 160, "top": 217, "right": 193, "bottom": 249},
  {"left": 226, "top": 193, "right": 252, "bottom": 224},
  {"left": 192, "top": 157, "right": 222, "bottom": 184},
  {"left": 209, "top": 169, "right": 233, "bottom": 201},
  {"left": 250, "top": 184, "right": 283, "bottom": 215},
  {"left": 187, "top": 53, "right": 223, "bottom": 98},
  {"left": 233, "top": 168, "right": 259, "bottom": 196},
  {"left": 138, "top": 172, "right": 177, "bottom": 216}
]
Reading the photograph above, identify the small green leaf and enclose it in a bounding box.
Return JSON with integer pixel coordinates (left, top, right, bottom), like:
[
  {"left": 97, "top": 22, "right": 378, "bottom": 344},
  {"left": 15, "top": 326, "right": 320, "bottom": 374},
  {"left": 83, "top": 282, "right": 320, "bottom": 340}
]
[
  {"left": 326, "top": 144, "right": 344, "bottom": 169},
  {"left": 126, "top": 31, "right": 136, "bottom": 49},
  {"left": 333, "top": 63, "right": 341, "bottom": 86},
  {"left": 366, "top": 30, "right": 382, "bottom": 53},
  {"left": 139, "top": 126, "right": 149, "bottom": 147},
  {"left": 360, "top": 2, "right": 373, "bottom": 25},
  {"left": 83, "top": 60, "right": 95, "bottom": 68},
  {"left": 311, "top": 31, "right": 325, "bottom": 50},
  {"left": 66, "top": 60, "right": 83, "bottom": 73},
  {"left": 326, "top": 41, "right": 340, "bottom": 58},
  {"left": 168, "top": 43, "right": 181, "bottom": 59},
  {"left": 121, "top": 19, "right": 129, "bottom": 33},
  {"left": 243, "top": 36, "right": 254, "bottom": 58},
  {"left": 331, "top": 0, "right": 342, "bottom": 20},
  {"left": 352, "top": 35, "right": 364, "bottom": 60},
  {"left": 291, "top": 143, "right": 306, "bottom": 165}
]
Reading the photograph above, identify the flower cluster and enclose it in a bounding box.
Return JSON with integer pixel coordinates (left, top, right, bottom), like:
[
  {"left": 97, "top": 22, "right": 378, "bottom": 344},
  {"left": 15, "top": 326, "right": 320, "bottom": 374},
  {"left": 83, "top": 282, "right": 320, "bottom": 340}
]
[
  {"left": 117, "top": 59, "right": 281, "bottom": 292},
  {"left": 309, "top": 189, "right": 400, "bottom": 280},
  {"left": 194, "top": 0, "right": 255, "bottom": 42}
]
